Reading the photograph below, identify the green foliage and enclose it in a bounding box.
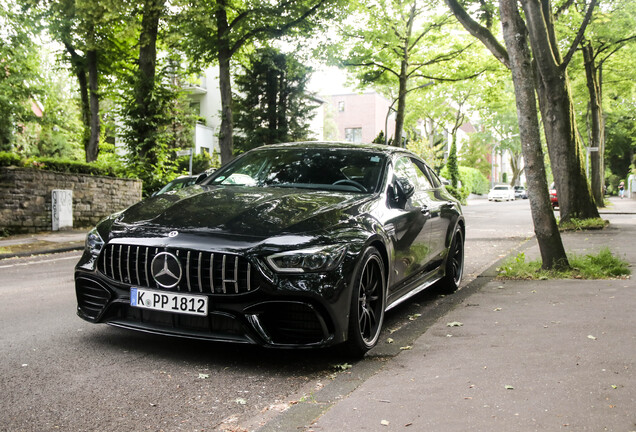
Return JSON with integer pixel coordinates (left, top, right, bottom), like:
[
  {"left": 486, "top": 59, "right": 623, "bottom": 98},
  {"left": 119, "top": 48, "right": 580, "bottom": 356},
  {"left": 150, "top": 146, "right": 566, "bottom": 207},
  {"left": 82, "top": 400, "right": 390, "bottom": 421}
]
[
  {"left": 372, "top": 131, "right": 386, "bottom": 144},
  {"left": 234, "top": 47, "right": 317, "bottom": 152},
  {"left": 407, "top": 138, "right": 446, "bottom": 174},
  {"left": 558, "top": 218, "right": 609, "bottom": 232},
  {"left": 444, "top": 185, "right": 470, "bottom": 205},
  {"left": 0, "top": 2, "right": 42, "bottom": 150},
  {"left": 120, "top": 57, "right": 198, "bottom": 196},
  {"left": 440, "top": 165, "right": 489, "bottom": 195},
  {"left": 498, "top": 248, "right": 630, "bottom": 280},
  {"left": 460, "top": 132, "right": 494, "bottom": 177},
  {"left": 175, "top": 152, "right": 213, "bottom": 175},
  {"left": 0, "top": 151, "right": 126, "bottom": 177},
  {"left": 447, "top": 138, "right": 459, "bottom": 188},
  {"left": 459, "top": 166, "right": 490, "bottom": 195},
  {"left": 0, "top": 152, "right": 22, "bottom": 166}
]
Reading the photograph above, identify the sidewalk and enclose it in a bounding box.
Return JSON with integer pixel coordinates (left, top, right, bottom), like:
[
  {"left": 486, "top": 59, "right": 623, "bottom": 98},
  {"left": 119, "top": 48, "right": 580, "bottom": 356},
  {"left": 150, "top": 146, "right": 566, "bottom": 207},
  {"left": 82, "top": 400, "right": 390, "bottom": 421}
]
[
  {"left": 259, "top": 198, "right": 636, "bottom": 432},
  {"left": 0, "top": 228, "right": 87, "bottom": 259}
]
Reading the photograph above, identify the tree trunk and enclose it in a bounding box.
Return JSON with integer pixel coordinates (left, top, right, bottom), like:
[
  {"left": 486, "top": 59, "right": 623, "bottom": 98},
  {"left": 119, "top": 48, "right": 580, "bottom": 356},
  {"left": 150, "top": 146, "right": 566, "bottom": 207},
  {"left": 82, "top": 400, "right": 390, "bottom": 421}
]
[
  {"left": 582, "top": 42, "right": 605, "bottom": 207},
  {"left": 135, "top": 0, "right": 163, "bottom": 163},
  {"left": 63, "top": 42, "right": 91, "bottom": 162},
  {"left": 520, "top": 0, "right": 599, "bottom": 223},
  {"left": 216, "top": 2, "right": 234, "bottom": 165},
  {"left": 86, "top": 49, "right": 100, "bottom": 163},
  {"left": 499, "top": 0, "right": 568, "bottom": 269},
  {"left": 393, "top": 59, "right": 408, "bottom": 147},
  {"left": 509, "top": 152, "right": 523, "bottom": 186}
]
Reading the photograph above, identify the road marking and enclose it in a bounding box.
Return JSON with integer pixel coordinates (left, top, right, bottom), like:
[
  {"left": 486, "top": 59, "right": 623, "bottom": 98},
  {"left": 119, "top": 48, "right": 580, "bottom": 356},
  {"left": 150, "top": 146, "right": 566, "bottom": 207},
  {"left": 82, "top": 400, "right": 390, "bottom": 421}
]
[{"left": 0, "top": 254, "right": 80, "bottom": 269}]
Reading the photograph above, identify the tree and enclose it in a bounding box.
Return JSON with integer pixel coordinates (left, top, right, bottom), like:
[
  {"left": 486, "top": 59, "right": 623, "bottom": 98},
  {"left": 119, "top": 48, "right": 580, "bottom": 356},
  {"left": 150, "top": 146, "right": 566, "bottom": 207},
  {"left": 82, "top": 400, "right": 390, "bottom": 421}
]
[
  {"left": 0, "top": 2, "right": 41, "bottom": 150},
  {"left": 37, "top": 0, "right": 136, "bottom": 162},
  {"left": 176, "top": 0, "right": 340, "bottom": 164},
  {"left": 564, "top": 0, "right": 636, "bottom": 206},
  {"left": 446, "top": 0, "right": 569, "bottom": 269},
  {"left": 325, "top": 0, "right": 477, "bottom": 147},
  {"left": 234, "top": 48, "right": 317, "bottom": 152},
  {"left": 447, "top": 0, "right": 599, "bottom": 224},
  {"left": 123, "top": 0, "right": 166, "bottom": 167}
]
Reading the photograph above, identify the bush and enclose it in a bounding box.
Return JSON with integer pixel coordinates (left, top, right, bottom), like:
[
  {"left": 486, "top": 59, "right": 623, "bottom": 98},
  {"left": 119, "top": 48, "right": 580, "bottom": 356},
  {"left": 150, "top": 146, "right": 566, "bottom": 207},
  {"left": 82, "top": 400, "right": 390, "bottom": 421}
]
[
  {"left": 445, "top": 185, "right": 470, "bottom": 205},
  {"left": 458, "top": 166, "right": 490, "bottom": 195},
  {"left": 0, "top": 151, "right": 127, "bottom": 178},
  {"left": 0, "top": 152, "right": 21, "bottom": 167},
  {"left": 440, "top": 165, "right": 490, "bottom": 195}
]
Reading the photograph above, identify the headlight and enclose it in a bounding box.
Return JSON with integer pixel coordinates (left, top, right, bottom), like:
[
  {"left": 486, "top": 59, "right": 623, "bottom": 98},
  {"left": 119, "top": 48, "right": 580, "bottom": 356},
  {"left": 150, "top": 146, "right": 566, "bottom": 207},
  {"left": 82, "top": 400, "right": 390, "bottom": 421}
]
[
  {"left": 85, "top": 227, "right": 104, "bottom": 257},
  {"left": 266, "top": 245, "right": 347, "bottom": 273}
]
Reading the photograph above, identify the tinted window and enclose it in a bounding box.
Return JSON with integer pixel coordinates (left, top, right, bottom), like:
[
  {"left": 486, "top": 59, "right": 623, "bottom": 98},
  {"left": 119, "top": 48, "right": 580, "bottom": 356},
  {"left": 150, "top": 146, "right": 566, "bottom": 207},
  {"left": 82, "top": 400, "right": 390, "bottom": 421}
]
[
  {"left": 394, "top": 156, "right": 433, "bottom": 190},
  {"left": 207, "top": 147, "right": 387, "bottom": 193}
]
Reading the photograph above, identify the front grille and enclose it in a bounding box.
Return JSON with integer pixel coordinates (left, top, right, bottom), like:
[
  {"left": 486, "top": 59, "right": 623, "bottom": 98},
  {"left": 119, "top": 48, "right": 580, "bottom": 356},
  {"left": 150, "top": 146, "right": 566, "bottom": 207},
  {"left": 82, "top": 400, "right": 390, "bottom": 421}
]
[
  {"left": 76, "top": 277, "right": 111, "bottom": 320},
  {"left": 97, "top": 244, "right": 259, "bottom": 294}
]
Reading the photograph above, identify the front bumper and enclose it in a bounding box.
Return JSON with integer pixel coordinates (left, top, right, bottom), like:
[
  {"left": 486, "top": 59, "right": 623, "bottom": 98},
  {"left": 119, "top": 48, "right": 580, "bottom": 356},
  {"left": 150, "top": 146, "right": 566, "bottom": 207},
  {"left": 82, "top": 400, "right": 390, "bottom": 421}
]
[{"left": 74, "top": 244, "right": 354, "bottom": 348}]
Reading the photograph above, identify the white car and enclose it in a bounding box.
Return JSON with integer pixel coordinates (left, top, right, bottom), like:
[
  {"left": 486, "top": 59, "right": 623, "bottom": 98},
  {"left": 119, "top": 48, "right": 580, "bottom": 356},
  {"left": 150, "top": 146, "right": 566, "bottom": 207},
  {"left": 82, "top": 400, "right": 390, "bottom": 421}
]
[{"left": 488, "top": 185, "right": 516, "bottom": 201}]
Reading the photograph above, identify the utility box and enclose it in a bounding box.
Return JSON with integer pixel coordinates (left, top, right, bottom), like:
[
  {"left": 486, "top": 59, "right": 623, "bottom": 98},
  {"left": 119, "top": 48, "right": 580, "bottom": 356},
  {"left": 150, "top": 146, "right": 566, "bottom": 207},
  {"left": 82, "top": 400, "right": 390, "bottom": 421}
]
[{"left": 52, "top": 189, "right": 73, "bottom": 231}]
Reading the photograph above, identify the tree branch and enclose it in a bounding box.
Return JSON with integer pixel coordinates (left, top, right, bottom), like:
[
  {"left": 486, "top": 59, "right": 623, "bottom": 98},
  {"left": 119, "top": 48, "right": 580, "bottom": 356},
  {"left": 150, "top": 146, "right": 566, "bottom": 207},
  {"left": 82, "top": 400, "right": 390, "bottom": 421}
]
[
  {"left": 343, "top": 60, "right": 400, "bottom": 79},
  {"left": 445, "top": 0, "right": 509, "bottom": 68},
  {"left": 561, "top": 0, "right": 597, "bottom": 69},
  {"left": 229, "top": 0, "right": 328, "bottom": 56}
]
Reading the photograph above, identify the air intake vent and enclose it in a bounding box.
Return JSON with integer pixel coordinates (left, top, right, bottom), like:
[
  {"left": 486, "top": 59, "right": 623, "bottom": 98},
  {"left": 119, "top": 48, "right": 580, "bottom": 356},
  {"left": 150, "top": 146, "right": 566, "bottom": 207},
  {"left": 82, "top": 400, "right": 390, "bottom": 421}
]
[{"left": 76, "top": 277, "right": 111, "bottom": 320}]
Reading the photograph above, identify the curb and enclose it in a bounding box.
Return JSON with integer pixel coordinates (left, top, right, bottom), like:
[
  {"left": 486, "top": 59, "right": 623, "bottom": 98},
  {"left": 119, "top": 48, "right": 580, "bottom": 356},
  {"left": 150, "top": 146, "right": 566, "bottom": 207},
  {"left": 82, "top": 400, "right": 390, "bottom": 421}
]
[{"left": 0, "top": 245, "right": 84, "bottom": 260}]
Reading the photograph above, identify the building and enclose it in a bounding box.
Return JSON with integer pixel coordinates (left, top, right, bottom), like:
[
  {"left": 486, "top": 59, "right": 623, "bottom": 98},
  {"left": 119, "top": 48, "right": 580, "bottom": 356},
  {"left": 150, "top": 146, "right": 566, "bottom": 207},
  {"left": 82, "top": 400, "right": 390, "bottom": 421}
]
[
  {"left": 185, "top": 66, "right": 223, "bottom": 156},
  {"left": 327, "top": 91, "right": 395, "bottom": 144}
]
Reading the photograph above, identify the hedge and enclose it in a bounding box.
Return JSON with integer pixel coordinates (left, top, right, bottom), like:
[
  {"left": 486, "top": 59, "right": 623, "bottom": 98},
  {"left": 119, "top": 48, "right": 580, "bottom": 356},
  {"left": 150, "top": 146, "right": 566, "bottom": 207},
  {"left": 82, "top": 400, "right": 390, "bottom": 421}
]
[
  {"left": 0, "top": 152, "right": 128, "bottom": 178},
  {"left": 441, "top": 165, "right": 490, "bottom": 195}
]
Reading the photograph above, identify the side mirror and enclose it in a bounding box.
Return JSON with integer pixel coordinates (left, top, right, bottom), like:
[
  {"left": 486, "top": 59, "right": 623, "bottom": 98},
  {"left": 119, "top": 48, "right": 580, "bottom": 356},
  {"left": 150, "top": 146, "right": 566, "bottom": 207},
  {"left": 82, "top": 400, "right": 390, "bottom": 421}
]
[
  {"left": 395, "top": 177, "right": 415, "bottom": 199},
  {"left": 389, "top": 177, "right": 415, "bottom": 209}
]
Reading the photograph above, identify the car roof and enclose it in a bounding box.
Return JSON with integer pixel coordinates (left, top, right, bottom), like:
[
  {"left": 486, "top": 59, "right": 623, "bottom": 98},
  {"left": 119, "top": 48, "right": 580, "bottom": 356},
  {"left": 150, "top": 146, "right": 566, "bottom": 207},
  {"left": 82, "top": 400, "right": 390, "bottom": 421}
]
[{"left": 257, "top": 141, "right": 414, "bottom": 157}]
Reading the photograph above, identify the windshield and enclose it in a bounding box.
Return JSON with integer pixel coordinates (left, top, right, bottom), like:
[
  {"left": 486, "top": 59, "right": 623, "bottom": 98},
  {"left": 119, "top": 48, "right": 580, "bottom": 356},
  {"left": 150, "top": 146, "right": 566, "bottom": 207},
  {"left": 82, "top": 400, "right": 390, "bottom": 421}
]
[
  {"left": 207, "top": 147, "right": 387, "bottom": 193},
  {"left": 494, "top": 186, "right": 509, "bottom": 190}
]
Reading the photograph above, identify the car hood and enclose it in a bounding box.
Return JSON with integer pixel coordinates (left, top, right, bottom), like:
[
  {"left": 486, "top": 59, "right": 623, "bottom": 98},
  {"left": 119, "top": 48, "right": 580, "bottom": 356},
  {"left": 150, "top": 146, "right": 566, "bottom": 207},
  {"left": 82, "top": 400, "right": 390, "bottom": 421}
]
[{"left": 108, "top": 185, "right": 373, "bottom": 239}]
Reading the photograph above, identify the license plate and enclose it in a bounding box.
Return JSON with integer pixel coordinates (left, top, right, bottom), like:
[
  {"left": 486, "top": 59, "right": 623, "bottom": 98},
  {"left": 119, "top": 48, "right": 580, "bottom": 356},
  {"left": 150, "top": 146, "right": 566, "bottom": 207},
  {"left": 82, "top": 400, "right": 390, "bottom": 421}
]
[{"left": 130, "top": 288, "right": 208, "bottom": 316}]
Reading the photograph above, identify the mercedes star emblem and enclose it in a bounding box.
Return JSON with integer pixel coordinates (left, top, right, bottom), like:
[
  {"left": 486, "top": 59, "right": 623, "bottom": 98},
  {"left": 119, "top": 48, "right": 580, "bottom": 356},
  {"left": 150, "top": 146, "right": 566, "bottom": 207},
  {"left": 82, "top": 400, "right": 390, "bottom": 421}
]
[{"left": 151, "top": 252, "right": 182, "bottom": 288}]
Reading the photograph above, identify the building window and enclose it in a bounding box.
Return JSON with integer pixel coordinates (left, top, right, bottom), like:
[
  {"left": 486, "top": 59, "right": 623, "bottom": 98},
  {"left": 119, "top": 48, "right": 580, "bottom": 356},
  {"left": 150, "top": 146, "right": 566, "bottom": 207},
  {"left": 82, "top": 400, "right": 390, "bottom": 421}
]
[
  {"left": 345, "top": 127, "right": 362, "bottom": 143},
  {"left": 338, "top": 101, "right": 345, "bottom": 112}
]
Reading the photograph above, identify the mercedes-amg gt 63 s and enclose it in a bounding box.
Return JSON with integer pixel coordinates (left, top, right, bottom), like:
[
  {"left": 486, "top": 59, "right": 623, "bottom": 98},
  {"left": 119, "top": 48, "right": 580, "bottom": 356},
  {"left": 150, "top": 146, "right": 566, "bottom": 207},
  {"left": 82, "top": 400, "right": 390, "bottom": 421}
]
[{"left": 75, "top": 142, "right": 465, "bottom": 356}]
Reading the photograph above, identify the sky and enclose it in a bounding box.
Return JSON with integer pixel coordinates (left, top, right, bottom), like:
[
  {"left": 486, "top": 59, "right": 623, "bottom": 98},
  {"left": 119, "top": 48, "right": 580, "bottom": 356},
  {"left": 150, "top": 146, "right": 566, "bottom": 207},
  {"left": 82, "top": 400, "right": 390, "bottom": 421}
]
[{"left": 307, "top": 66, "right": 357, "bottom": 96}]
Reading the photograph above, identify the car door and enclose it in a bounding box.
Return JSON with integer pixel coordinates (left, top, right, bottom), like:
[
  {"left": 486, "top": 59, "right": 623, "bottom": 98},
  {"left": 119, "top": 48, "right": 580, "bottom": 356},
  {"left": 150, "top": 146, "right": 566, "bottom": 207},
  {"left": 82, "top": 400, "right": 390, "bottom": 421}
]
[
  {"left": 419, "top": 163, "right": 454, "bottom": 268},
  {"left": 384, "top": 155, "right": 434, "bottom": 292}
]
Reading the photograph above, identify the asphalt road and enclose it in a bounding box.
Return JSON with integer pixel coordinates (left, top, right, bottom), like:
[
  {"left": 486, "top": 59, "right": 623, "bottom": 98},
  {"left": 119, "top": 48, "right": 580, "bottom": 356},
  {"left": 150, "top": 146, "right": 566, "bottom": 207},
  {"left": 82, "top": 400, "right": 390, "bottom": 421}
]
[{"left": 0, "top": 198, "right": 535, "bottom": 432}]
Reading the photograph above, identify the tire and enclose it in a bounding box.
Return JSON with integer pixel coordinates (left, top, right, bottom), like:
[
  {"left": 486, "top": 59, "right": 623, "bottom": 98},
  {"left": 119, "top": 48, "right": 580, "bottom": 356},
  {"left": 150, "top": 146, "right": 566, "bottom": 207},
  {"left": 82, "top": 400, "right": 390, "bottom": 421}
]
[
  {"left": 438, "top": 227, "right": 464, "bottom": 294},
  {"left": 344, "top": 246, "right": 386, "bottom": 357}
]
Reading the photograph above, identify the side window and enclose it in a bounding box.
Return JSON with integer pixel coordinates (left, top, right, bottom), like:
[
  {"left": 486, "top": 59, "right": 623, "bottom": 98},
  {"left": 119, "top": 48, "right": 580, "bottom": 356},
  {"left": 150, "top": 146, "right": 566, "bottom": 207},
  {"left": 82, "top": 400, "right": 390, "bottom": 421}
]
[
  {"left": 410, "top": 159, "right": 436, "bottom": 189},
  {"left": 394, "top": 156, "right": 432, "bottom": 191},
  {"left": 426, "top": 166, "right": 442, "bottom": 188}
]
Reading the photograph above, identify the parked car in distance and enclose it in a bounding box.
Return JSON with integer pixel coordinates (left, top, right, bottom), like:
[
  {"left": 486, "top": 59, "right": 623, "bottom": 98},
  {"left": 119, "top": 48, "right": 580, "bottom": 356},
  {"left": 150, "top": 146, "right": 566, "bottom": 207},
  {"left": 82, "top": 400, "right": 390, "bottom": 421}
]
[
  {"left": 74, "top": 142, "right": 465, "bottom": 356},
  {"left": 549, "top": 183, "right": 558, "bottom": 208},
  {"left": 152, "top": 169, "right": 217, "bottom": 196},
  {"left": 514, "top": 185, "right": 528, "bottom": 199},
  {"left": 488, "top": 185, "right": 516, "bottom": 201},
  {"left": 152, "top": 175, "right": 198, "bottom": 196}
]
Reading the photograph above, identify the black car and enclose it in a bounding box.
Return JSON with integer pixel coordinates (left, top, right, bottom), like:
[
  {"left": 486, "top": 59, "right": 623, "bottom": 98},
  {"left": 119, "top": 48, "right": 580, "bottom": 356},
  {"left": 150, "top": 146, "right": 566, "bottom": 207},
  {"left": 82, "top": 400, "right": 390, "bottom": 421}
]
[{"left": 75, "top": 142, "right": 465, "bottom": 355}]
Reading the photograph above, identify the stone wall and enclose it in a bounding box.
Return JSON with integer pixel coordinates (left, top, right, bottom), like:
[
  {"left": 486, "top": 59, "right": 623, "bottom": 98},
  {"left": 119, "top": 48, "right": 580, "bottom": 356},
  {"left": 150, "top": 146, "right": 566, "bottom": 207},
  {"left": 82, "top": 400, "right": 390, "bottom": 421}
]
[{"left": 0, "top": 167, "right": 142, "bottom": 233}]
